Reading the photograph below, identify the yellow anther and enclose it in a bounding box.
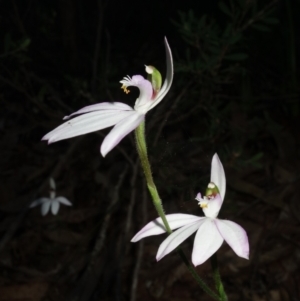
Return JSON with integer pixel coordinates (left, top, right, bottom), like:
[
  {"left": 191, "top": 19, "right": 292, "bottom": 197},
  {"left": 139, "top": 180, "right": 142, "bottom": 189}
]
[
  {"left": 121, "top": 85, "right": 130, "bottom": 94},
  {"left": 200, "top": 203, "right": 208, "bottom": 209}
]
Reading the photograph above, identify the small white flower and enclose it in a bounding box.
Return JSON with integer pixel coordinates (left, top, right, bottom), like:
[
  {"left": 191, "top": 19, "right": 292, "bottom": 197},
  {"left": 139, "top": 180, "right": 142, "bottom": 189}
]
[
  {"left": 42, "top": 38, "right": 173, "bottom": 157},
  {"left": 30, "top": 178, "right": 72, "bottom": 216},
  {"left": 131, "top": 154, "right": 249, "bottom": 266}
]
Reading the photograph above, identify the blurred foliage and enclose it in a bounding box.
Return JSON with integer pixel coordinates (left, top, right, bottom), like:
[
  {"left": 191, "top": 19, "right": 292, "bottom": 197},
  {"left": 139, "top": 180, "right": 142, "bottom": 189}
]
[
  {"left": 169, "top": 0, "right": 298, "bottom": 176},
  {"left": 0, "top": 0, "right": 300, "bottom": 300},
  {"left": 0, "top": 0, "right": 298, "bottom": 193}
]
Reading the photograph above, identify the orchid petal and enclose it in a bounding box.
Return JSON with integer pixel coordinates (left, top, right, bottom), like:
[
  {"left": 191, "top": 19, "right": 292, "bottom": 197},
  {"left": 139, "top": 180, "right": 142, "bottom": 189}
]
[
  {"left": 51, "top": 200, "right": 60, "bottom": 215},
  {"left": 41, "top": 200, "right": 51, "bottom": 216},
  {"left": 215, "top": 219, "right": 249, "bottom": 260},
  {"left": 131, "top": 214, "right": 202, "bottom": 242},
  {"left": 211, "top": 153, "right": 226, "bottom": 201},
  {"left": 42, "top": 110, "right": 134, "bottom": 143},
  {"left": 156, "top": 220, "right": 202, "bottom": 261},
  {"left": 192, "top": 218, "right": 224, "bottom": 266},
  {"left": 195, "top": 192, "right": 202, "bottom": 201},
  {"left": 56, "top": 196, "right": 72, "bottom": 206},
  {"left": 148, "top": 37, "right": 174, "bottom": 110},
  {"left": 49, "top": 178, "right": 56, "bottom": 190},
  {"left": 63, "top": 102, "right": 133, "bottom": 119},
  {"left": 101, "top": 112, "right": 144, "bottom": 157}
]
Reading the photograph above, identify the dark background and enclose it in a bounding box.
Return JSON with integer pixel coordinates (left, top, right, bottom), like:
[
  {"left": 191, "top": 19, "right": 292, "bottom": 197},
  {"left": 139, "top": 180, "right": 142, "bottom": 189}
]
[{"left": 0, "top": 0, "right": 299, "bottom": 300}]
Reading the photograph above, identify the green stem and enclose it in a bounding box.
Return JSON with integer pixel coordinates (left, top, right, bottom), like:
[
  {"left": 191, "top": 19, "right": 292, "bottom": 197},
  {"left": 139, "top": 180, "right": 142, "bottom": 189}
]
[
  {"left": 177, "top": 249, "right": 220, "bottom": 300},
  {"left": 210, "top": 253, "right": 227, "bottom": 301},
  {"left": 134, "top": 121, "right": 221, "bottom": 301},
  {"left": 134, "top": 121, "right": 171, "bottom": 233}
]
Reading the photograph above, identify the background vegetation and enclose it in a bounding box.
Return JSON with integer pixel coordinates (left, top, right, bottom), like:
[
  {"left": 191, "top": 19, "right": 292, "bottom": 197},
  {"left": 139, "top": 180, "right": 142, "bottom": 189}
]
[{"left": 0, "top": 0, "right": 299, "bottom": 300}]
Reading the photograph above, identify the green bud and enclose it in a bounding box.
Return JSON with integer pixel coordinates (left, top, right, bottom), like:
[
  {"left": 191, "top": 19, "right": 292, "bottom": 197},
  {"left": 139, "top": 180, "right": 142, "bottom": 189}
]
[{"left": 145, "top": 65, "right": 162, "bottom": 94}]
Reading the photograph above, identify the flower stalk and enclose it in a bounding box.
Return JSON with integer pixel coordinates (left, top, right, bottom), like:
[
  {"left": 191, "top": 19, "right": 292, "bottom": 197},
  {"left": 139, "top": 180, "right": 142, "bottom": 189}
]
[
  {"left": 210, "top": 254, "right": 227, "bottom": 301},
  {"left": 134, "top": 121, "right": 171, "bottom": 233}
]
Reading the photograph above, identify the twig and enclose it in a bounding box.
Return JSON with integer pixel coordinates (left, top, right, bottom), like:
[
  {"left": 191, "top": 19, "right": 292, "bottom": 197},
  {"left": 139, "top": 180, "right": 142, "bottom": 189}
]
[
  {"left": 12, "top": 0, "right": 26, "bottom": 35},
  {"left": 68, "top": 166, "right": 128, "bottom": 301},
  {"left": 125, "top": 160, "right": 139, "bottom": 237},
  {"left": 113, "top": 159, "right": 139, "bottom": 301},
  {"left": 88, "top": 166, "right": 128, "bottom": 271},
  {"left": 130, "top": 181, "right": 147, "bottom": 301},
  {"left": 0, "top": 75, "right": 60, "bottom": 118},
  {"left": 152, "top": 80, "right": 193, "bottom": 146},
  {"left": 239, "top": 0, "right": 279, "bottom": 32},
  {"left": 91, "top": 0, "right": 105, "bottom": 96}
]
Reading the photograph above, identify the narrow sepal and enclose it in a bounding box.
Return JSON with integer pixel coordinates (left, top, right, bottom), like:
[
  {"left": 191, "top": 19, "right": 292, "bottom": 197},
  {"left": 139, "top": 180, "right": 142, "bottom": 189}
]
[
  {"left": 157, "top": 220, "right": 202, "bottom": 261},
  {"left": 131, "top": 214, "right": 202, "bottom": 242}
]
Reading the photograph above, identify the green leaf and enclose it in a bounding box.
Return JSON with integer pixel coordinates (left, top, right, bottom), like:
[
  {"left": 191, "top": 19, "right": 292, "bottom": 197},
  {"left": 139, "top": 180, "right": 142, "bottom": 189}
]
[
  {"left": 218, "top": 2, "right": 232, "bottom": 16},
  {"left": 223, "top": 24, "right": 233, "bottom": 38},
  {"left": 198, "top": 15, "right": 207, "bottom": 27},
  {"left": 227, "top": 33, "right": 242, "bottom": 45},
  {"left": 245, "top": 152, "right": 264, "bottom": 164},
  {"left": 4, "top": 33, "right": 12, "bottom": 53},
  {"left": 225, "top": 53, "right": 248, "bottom": 61},
  {"left": 263, "top": 17, "right": 279, "bottom": 25},
  {"left": 252, "top": 24, "right": 271, "bottom": 32},
  {"left": 20, "top": 38, "right": 31, "bottom": 50}
]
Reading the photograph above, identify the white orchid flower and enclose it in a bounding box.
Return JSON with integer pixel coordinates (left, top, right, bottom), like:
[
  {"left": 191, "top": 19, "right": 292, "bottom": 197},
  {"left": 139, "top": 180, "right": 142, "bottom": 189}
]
[
  {"left": 30, "top": 178, "right": 72, "bottom": 216},
  {"left": 42, "top": 38, "right": 173, "bottom": 157},
  {"left": 131, "top": 154, "right": 249, "bottom": 266}
]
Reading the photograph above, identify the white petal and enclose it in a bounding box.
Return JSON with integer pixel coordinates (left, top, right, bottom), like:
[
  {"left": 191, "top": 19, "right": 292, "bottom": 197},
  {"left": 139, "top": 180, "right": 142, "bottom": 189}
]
[
  {"left": 63, "top": 102, "right": 133, "bottom": 119},
  {"left": 211, "top": 153, "right": 226, "bottom": 201},
  {"left": 131, "top": 213, "right": 202, "bottom": 242},
  {"left": 101, "top": 112, "right": 144, "bottom": 157},
  {"left": 215, "top": 219, "right": 249, "bottom": 260},
  {"left": 56, "top": 196, "right": 72, "bottom": 206},
  {"left": 192, "top": 218, "right": 224, "bottom": 266},
  {"left": 51, "top": 200, "right": 60, "bottom": 215},
  {"left": 42, "top": 110, "right": 134, "bottom": 143},
  {"left": 49, "top": 178, "right": 56, "bottom": 190},
  {"left": 148, "top": 37, "right": 174, "bottom": 111},
  {"left": 157, "top": 220, "right": 202, "bottom": 261},
  {"left": 55, "top": 196, "right": 72, "bottom": 206},
  {"left": 41, "top": 200, "right": 51, "bottom": 216}
]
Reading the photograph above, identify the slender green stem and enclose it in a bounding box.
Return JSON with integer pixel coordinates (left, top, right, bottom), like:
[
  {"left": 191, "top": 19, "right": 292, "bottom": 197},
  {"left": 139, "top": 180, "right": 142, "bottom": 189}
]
[
  {"left": 134, "top": 121, "right": 171, "bottom": 233},
  {"left": 210, "top": 253, "right": 227, "bottom": 301},
  {"left": 134, "top": 121, "right": 221, "bottom": 301},
  {"left": 177, "top": 249, "right": 220, "bottom": 300}
]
